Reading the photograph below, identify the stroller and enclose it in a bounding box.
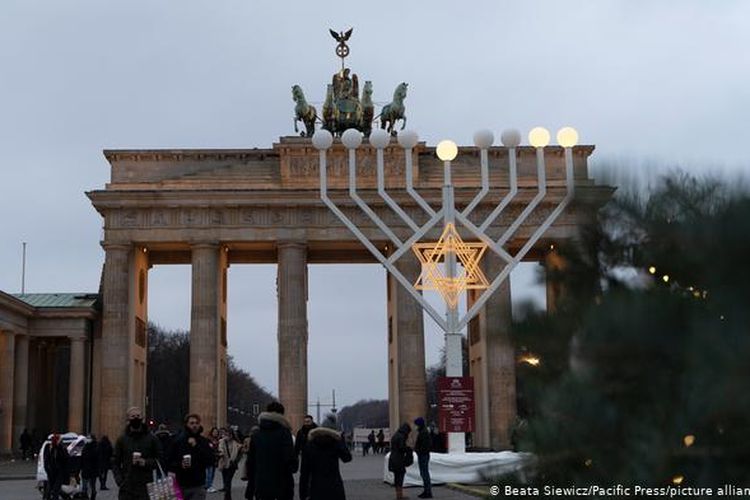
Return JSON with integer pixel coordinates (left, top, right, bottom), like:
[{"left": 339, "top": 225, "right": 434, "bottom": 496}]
[{"left": 36, "top": 432, "right": 91, "bottom": 499}]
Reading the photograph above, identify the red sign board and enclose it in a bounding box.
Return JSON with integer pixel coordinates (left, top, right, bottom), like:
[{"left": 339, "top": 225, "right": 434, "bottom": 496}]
[{"left": 437, "top": 376, "right": 475, "bottom": 433}]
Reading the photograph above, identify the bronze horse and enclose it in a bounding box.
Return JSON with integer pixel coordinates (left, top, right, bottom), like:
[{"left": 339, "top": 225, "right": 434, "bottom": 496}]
[
  {"left": 380, "top": 82, "right": 408, "bottom": 135},
  {"left": 292, "top": 85, "right": 317, "bottom": 137}
]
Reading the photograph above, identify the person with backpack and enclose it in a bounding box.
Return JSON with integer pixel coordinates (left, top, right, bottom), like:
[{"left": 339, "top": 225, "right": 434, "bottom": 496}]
[{"left": 387, "top": 423, "right": 413, "bottom": 500}]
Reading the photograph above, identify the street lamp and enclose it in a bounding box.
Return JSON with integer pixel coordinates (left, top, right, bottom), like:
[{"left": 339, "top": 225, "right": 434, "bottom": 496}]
[{"left": 314, "top": 125, "right": 578, "bottom": 453}]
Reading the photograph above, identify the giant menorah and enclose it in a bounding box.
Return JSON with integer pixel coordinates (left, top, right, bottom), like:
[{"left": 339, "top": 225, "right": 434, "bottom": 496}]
[{"left": 313, "top": 125, "right": 578, "bottom": 453}]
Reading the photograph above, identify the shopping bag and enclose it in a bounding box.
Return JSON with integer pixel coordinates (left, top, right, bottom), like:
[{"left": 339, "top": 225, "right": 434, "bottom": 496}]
[{"left": 147, "top": 461, "right": 182, "bottom": 500}]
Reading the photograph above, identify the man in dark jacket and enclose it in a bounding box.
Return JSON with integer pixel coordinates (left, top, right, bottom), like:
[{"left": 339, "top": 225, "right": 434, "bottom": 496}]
[
  {"left": 299, "top": 427, "right": 352, "bottom": 500},
  {"left": 43, "top": 434, "right": 69, "bottom": 500},
  {"left": 112, "top": 407, "right": 161, "bottom": 500},
  {"left": 20, "top": 428, "right": 32, "bottom": 460},
  {"left": 81, "top": 435, "right": 100, "bottom": 500},
  {"left": 246, "top": 401, "right": 298, "bottom": 500},
  {"left": 387, "top": 423, "right": 412, "bottom": 500},
  {"left": 294, "top": 415, "right": 316, "bottom": 500},
  {"left": 413, "top": 418, "right": 433, "bottom": 498},
  {"left": 294, "top": 415, "right": 317, "bottom": 458},
  {"left": 167, "top": 413, "right": 214, "bottom": 500}
]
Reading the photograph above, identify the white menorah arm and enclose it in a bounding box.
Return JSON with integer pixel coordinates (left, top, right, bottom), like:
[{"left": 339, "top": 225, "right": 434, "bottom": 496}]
[
  {"left": 385, "top": 207, "right": 445, "bottom": 266},
  {"left": 477, "top": 147, "right": 519, "bottom": 233},
  {"left": 461, "top": 148, "right": 490, "bottom": 218},
  {"left": 318, "top": 148, "right": 448, "bottom": 331},
  {"left": 496, "top": 146, "right": 547, "bottom": 247},
  {"left": 458, "top": 147, "right": 576, "bottom": 330},
  {"left": 405, "top": 151, "right": 437, "bottom": 216},
  {"left": 346, "top": 149, "right": 404, "bottom": 247},
  {"left": 375, "top": 148, "right": 420, "bottom": 232}
]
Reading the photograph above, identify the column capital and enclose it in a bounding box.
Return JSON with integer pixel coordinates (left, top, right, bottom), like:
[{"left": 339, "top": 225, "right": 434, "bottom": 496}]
[
  {"left": 277, "top": 241, "right": 307, "bottom": 250},
  {"left": 101, "top": 242, "right": 132, "bottom": 252}
]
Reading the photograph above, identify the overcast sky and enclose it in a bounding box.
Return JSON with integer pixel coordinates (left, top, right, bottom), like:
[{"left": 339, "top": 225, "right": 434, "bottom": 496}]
[{"left": 1, "top": 1, "right": 748, "bottom": 410}]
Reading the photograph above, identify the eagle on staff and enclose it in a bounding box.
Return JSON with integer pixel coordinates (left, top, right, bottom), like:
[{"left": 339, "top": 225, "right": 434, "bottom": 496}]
[{"left": 330, "top": 28, "right": 353, "bottom": 69}]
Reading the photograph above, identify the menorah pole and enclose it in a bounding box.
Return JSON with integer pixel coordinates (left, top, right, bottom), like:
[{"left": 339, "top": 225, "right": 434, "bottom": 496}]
[{"left": 442, "top": 159, "right": 466, "bottom": 454}]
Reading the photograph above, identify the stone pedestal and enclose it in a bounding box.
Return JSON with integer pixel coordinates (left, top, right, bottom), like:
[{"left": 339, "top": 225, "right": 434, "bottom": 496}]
[
  {"left": 277, "top": 242, "right": 308, "bottom": 433},
  {"left": 387, "top": 254, "right": 426, "bottom": 435},
  {"left": 468, "top": 252, "right": 516, "bottom": 450},
  {"left": 68, "top": 337, "right": 86, "bottom": 433},
  {"left": 0, "top": 331, "right": 15, "bottom": 453},
  {"left": 12, "top": 335, "right": 29, "bottom": 443},
  {"left": 190, "top": 243, "right": 223, "bottom": 427}
]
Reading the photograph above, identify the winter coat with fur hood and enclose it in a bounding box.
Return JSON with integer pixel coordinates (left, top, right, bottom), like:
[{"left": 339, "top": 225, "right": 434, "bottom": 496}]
[
  {"left": 246, "top": 411, "right": 298, "bottom": 500},
  {"left": 299, "top": 427, "right": 352, "bottom": 500}
]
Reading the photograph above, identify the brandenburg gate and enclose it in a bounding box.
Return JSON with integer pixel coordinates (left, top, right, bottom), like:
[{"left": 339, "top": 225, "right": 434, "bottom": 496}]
[{"left": 87, "top": 136, "right": 611, "bottom": 447}]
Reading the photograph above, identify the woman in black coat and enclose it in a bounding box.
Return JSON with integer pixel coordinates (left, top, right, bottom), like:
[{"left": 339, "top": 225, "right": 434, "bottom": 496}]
[
  {"left": 299, "top": 427, "right": 352, "bottom": 500},
  {"left": 387, "top": 423, "right": 412, "bottom": 500},
  {"left": 245, "top": 405, "right": 298, "bottom": 500}
]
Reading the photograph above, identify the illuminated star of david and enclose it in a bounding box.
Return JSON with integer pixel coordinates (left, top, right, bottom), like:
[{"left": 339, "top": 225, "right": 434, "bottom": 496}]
[{"left": 412, "top": 223, "right": 490, "bottom": 308}]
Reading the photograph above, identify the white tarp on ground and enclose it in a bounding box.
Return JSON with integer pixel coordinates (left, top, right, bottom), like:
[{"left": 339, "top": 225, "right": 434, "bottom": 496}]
[{"left": 383, "top": 451, "right": 533, "bottom": 486}]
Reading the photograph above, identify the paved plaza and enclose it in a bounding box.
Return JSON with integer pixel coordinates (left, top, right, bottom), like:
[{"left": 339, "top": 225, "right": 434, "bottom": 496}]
[{"left": 0, "top": 454, "right": 478, "bottom": 500}]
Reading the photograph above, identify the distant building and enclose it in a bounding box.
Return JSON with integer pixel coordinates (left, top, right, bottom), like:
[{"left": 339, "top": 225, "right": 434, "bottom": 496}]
[{"left": 0, "top": 291, "right": 98, "bottom": 454}]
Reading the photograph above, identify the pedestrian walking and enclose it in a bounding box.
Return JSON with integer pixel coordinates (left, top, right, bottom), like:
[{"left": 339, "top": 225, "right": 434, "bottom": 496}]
[
  {"left": 43, "top": 433, "right": 69, "bottom": 500},
  {"left": 367, "top": 430, "right": 376, "bottom": 456},
  {"left": 154, "top": 424, "right": 173, "bottom": 467},
  {"left": 112, "top": 406, "right": 161, "bottom": 500},
  {"left": 241, "top": 426, "right": 259, "bottom": 500},
  {"left": 294, "top": 415, "right": 317, "bottom": 459},
  {"left": 20, "top": 428, "right": 32, "bottom": 460},
  {"left": 388, "top": 423, "right": 413, "bottom": 500},
  {"left": 299, "top": 426, "right": 352, "bottom": 500},
  {"left": 81, "top": 434, "right": 100, "bottom": 500},
  {"left": 206, "top": 426, "right": 220, "bottom": 493},
  {"left": 218, "top": 428, "right": 242, "bottom": 499},
  {"left": 377, "top": 429, "right": 385, "bottom": 454},
  {"left": 98, "top": 435, "right": 113, "bottom": 490},
  {"left": 167, "top": 413, "right": 215, "bottom": 500},
  {"left": 413, "top": 418, "right": 433, "bottom": 498},
  {"left": 245, "top": 401, "right": 298, "bottom": 500}
]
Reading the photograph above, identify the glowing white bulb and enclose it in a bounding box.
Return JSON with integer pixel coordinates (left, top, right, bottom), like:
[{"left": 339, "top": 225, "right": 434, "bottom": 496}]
[
  {"left": 436, "top": 140, "right": 458, "bottom": 161},
  {"left": 556, "top": 127, "right": 579, "bottom": 148},
  {"left": 528, "top": 127, "right": 550, "bottom": 148}
]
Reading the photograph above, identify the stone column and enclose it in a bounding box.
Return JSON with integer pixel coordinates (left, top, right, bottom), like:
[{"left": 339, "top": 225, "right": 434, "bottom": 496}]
[
  {"left": 68, "top": 336, "right": 86, "bottom": 433},
  {"left": 387, "top": 254, "right": 426, "bottom": 435},
  {"left": 469, "top": 251, "right": 516, "bottom": 450},
  {"left": 190, "top": 243, "right": 221, "bottom": 427},
  {"left": 277, "top": 242, "right": 308, "bottom": 433},
  {"left": 99, "top": 244, "right": 132, "bottom": 439},
  {"left": 13, "top": 334, "right": 29, "bottom": 443},
  {"left": 0, "top": 330, "right": 15, "bottom": 453},
  {"left": 217, "top": 248, "right": 228, "bottom": 428}
]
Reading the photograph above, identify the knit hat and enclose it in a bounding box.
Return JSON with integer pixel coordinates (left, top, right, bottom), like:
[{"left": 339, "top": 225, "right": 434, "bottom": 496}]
[{"left": 414, "top": 417, "right": 425, "bottom": 428}]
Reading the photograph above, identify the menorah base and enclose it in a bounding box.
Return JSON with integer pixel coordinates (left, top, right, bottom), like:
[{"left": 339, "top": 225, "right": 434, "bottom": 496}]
[{"left": 383, "top": 451, "right": 534, "bottom": 486}]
